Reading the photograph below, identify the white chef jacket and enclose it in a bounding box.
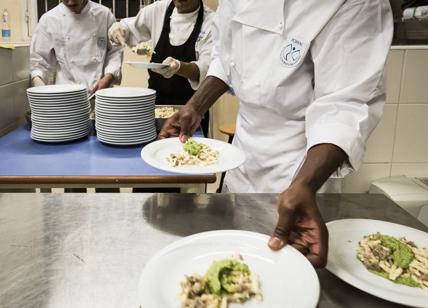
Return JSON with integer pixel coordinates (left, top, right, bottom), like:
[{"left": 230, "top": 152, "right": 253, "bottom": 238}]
[
  {"left": 121, "top": 0, "right": 214, "bottom": 89},
  {"left": 30, "top": 1, "right": 122, "bottom": 91},
  {"left": 208, "top": 0, "right": 393, "bottom": 193}
]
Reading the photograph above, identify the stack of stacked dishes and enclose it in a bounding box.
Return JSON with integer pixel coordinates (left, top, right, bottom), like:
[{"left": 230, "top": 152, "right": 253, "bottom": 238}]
[
  {"left": 95, "top": 87, "right": 157, "bottom": 146},
  {"left": 27, "top": 85, "right": 91, "bottom": 142}
]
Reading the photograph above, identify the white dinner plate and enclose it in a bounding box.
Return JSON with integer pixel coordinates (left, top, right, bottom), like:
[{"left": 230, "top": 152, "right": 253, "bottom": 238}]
[
  {"left": 28, "top": 93, "right": 88, "bottom": 100},
  {"left": 27, "top": 84, "right": 86, "bottom": 94},
  {"left": 138, "top": 230, "right": 319, "bottom": 308},
  {"left": 141, "top": 137, "right": 246, "bottom": 174},
  {"left": 126, "top": 61, "right": 168, "bottom": 70},
  {"left": 95, "top": 95, "right": 156, "bottom": 102},
  {"left": 95, "top": 114, "right": 152, "bottom": 122},
  {"left": 326, "top": 219, "right": 428, "bottom": 308},
  {"left": 97, "top": 129, "right": 156, "bottom": 138},
  {"left": 96, "top": 87, "right": 156, "bottom": 98}
]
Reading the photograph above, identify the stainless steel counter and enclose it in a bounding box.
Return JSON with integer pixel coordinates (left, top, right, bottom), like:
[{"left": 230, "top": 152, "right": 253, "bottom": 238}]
[{"left": 0, "top": 193, "right": 426, "bottom": 308}]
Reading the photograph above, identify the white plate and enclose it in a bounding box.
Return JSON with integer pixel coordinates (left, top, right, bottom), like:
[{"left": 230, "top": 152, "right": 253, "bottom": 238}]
[
  {"left": 126, "top": 61, "right": 168, "bottom": 70},
  {"left": 138, "top": 230, "right": 319, "bottom": 308},
  {"left": 27, "top": 84, "right": 86, "bottom": 94},
  {"left": 326, "top": 219, "right": 428, "bottom": 308},
  {"left": 141, "top": 137, "right": 246, "bottom": 174},
  {"left": 96, "top": 87, "right": 156, "bottom": 98},
  {"left": 95, "top": 95, "right": 156, "bottom": 102}
]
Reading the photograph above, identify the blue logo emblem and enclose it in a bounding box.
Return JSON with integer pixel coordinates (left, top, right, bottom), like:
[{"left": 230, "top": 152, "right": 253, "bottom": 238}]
[{"left": 280, "top": 38, "right": 303, "bottom": 67}]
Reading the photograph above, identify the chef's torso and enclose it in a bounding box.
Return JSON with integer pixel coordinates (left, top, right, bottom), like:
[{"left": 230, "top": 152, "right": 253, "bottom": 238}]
[
  {"left": 40, "top": 2, "right": 113, "bottom": 90},
  {"left": 221, "top": 0, "right": 346, "bottom": 193}
]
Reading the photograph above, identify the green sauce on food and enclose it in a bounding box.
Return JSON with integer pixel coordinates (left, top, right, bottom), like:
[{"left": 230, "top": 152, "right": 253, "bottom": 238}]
[
  {"left": 206, "top": 259, "right": 250, "bottom": 295},
  {"left": 379, "top": 235, "right": 414, "bottom": 268},
  {"left": 369, "top": 270, "right": 420, "bottom": 288},
  {"left": 183, "top": 139, "right": 203, "bottom": 156}
]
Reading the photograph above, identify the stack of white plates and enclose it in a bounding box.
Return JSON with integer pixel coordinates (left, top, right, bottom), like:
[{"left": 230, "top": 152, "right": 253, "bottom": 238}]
[
  {"left": 27, "top": 85, "right": 91, "bottom": 142},
  {"left": 95, "top": 87, "right": 157, "bottom": 145}
]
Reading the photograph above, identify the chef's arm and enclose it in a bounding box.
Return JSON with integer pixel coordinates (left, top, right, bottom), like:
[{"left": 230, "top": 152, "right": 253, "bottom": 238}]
[
  {"left": 187, "top": 76, "right": 229, "bottom": 115},
  {"left": 176, "top": 62, "right": 200, "bottom": 83},
  {"left": 292, "top": 144, "right": 347, "bottom": 193},
  {"left": 306, "top": 0, "right": 393, "bottom": 176},
  {"left": 30, "top": 21, "right": 55, "bottom": 85},
  {"left": 104, "top": 12, "right": 124, "bottom": 84}
]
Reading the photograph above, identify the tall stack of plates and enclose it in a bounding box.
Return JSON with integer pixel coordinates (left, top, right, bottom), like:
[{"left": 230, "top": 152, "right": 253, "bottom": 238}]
[
  {"left": 95, "top": 87, "right": 157, "bottom": 145},
  {"left": 27, "top": 85, "right": 91, "bottom": 142}
]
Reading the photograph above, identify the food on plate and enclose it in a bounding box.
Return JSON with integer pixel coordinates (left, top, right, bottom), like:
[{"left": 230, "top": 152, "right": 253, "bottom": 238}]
[
  {"left": 155, "top": 106, "right": 178, "bottom": 118},
  {"left": 131, "top": 42, "right": 154, "bottom": 56},
  {"left": 357, "top": 233, "right": 428, "bottom": 291},
  {"left": 168, "top": 138, "right": 219, "bottom": 167},
  {"left": 179, "top": 253, "right": 262, "bottom": 308}
]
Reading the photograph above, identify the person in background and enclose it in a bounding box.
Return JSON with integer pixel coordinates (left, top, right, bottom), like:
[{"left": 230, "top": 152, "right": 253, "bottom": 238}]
[
  {"left": 159, "top": 0, "right": 393, "bottom": 267},
  {"left": 109, "top": 0, "right": 214, "bottom": 137},
  {"left": 30, "top": 0, "right": 122, "bottom": 94}
]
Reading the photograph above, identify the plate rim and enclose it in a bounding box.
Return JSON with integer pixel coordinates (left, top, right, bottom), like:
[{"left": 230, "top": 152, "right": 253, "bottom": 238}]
[
  {"left": 138, "top": 229, "right": 320, "bottom": 308},
  {"left": 141, "top": 137, "right": 246, "bottom": 175},
  {"left": 326, "top": 218, "right": 428, "bottom": 308}
]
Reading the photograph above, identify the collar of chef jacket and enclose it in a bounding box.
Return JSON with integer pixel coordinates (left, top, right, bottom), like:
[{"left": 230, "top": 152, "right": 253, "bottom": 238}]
[
  {"left": 232, "top": 0, "right": 345, "bottom": 40},
  {"left": 58, "top": 1, "right": 92, "bottom": 17}
]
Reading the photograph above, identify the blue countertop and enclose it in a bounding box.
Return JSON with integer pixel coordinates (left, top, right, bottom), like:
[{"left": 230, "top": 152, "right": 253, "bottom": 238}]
[{"left": 0, "top": 125, "right": 215, "bottom": 184}]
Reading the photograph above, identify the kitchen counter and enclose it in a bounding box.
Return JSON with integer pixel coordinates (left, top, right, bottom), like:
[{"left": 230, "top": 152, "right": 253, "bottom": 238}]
[
  {"left": 0, "top": 193, "right": 426, "bottom": 308},
  {"left": 0, "top": 125, "right": 215, "bottom": 192}
]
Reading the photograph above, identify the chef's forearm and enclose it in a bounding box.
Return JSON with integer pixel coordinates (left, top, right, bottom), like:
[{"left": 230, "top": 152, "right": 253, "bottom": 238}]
[
  {"left": 187, "top": 76, "right": 229, "bottom": 115},
  {"left": 291, "top": 144, "right": 348, "bottom": 193},
  {"left": 177, "top": 62, "right": 200, "bottom": 83}
]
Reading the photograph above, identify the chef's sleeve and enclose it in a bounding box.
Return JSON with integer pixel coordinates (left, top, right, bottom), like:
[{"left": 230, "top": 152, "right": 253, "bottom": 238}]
[
  {"left": 120, "top": 2, "right": 157, "bottom": 46},
  {"left": 189, "top": 15, "right": 214, "bottom": 90},
  {"left": 206, "top": 0, "right": 232, "bottom": 89},
  {"left": 104, "top": 11, "right": 124, "bottom": 83},
  {"left": 306, "top": 0, "right": 393, "bottom": 177},
  {"left": 30, "top": 18, "right": 55, "bottom": 83}
]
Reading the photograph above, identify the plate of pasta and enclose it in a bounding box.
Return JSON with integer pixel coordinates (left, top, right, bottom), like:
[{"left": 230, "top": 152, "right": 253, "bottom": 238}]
[
  {"left": 326, "top": 219, "right": 428, "bottom": 307},
  {"left": 141, "top": 137, "right": 246, "bottom": 174}
]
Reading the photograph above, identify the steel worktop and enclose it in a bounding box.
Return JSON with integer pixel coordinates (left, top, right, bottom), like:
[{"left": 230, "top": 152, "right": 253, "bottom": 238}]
[
  {"left": 0, "top": 125, "right": 215, "bottom": 192},
  {"left": 0, "top": 193, "right": 427, "bottom": 308}
]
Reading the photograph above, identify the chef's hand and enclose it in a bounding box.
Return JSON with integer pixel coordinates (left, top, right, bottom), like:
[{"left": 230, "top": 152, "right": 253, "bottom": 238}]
[
  {"left": 108, "top": 22, "right": 129, "bottom": 46},
  {"left": 32, "top": 76, "right": 45, "bottom": 87},
  {"left": 151, "top": 57, "right": 181, "bottom": 79},
  {"left": 159, "top": 104, "right": 202, "bottom": 142},
  {"left": 268, "top": 183, "right": 328, "bottom": 268},
  {"left": 91, "top": 74, "right": 113, "bottom": 94}
]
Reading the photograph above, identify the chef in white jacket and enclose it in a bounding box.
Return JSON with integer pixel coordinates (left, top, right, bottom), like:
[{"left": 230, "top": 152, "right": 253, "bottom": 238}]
[
  {"left": 108, "top": 0, "right": 214, "bottom": 136},
  {"left": 30, "top": 0, "right": 122, "bottom": 93},
  {"left": 160, "top": 0, "right": 393, "bottom": 267}
]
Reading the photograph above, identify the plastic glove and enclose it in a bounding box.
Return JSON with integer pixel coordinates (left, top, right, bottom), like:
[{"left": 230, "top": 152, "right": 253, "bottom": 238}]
[
  {"left": 150, "top": 57, "right": 181, "bottom": 79},
  {"left": 108, "top": 22, "right": 129, "bottom": 46},
  {"left": 32, "top": 76, "right": 45, "bottom": 87}
]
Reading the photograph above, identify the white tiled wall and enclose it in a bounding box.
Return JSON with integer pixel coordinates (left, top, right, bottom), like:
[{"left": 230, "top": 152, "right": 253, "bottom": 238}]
[
  {"left": 343, "top": 48, "right": 428, "bottom": 193},
  {"left": 0, "top": 46, "right": 30, "bottom": 133}
]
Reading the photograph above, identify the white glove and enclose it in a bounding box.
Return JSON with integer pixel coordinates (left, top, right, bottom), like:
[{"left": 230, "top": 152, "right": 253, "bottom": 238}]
[
  {"left": 32, "top": 76, "right": 45, "bottom": 87},
  {"left": 108, "top": 22, "right": 129, "bottom": 45},
  {"left": 151, "top": 57, "right": 181, "bottom": 79}
]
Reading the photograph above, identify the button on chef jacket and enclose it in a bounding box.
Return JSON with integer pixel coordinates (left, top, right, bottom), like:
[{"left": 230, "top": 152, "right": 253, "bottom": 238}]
[
  {"left": 207, "top": 0, "right": 393, "bottom": 193},
  {"left": 120, "top": 0, "right": 214, "bottom": 90},
  {"left": 30, "top": 1, "right": 122, "bottom": 91}
]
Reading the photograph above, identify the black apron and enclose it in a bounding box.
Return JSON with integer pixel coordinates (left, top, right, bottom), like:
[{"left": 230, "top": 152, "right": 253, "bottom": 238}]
[{"left": 149, "top": 1, "right": 209, "bottom": 136}]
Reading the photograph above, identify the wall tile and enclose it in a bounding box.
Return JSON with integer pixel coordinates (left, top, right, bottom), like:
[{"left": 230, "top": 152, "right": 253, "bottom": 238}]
[
  {"left": 400, "top": 50, "right": 428, "bottom": 104},
  {"left": 393, "top": 104, "right": 428, "bottom": 163},
  {"left": 364, "top": 104, "right": 397, "bottom": 163},
  {"left": 386, "top": 50, "right": 404, "bottom": 104},
  {"left": 342, "top": 163, "right": 391, "bottom": 193},
  {"left": 12, "top": 46, "right": 30, "bottom": 82},
  {"left": 0, "top": 49, "right": 13, "bottom": 86},
  {"left": 391, "top": 163, "right": 428, "bottom": 177},
  {"left": 11, "top": 80, "right": 30, "bottom": 120},
  {"left": 0, "top": 83, "right": 15, "bottom": 129}
]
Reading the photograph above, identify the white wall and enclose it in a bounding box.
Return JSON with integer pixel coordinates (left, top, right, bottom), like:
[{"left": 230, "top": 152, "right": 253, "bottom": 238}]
[{"left": 343, "top": 48, "right": 428, "bottom": 192}]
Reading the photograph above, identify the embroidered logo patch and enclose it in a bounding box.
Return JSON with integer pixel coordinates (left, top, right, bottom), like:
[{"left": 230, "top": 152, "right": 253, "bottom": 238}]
[{"left": 280, "top": 38, "right": 305, "bottom": 68}]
